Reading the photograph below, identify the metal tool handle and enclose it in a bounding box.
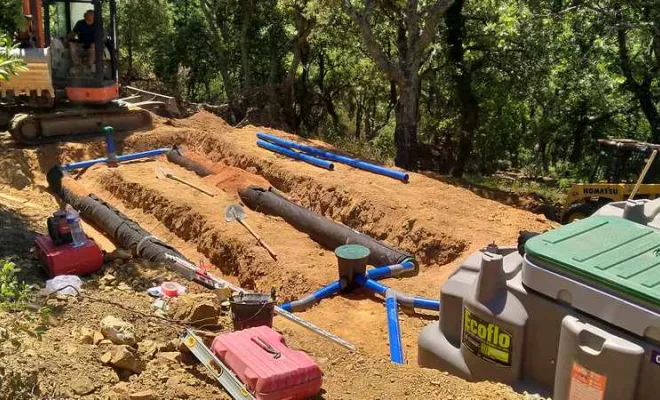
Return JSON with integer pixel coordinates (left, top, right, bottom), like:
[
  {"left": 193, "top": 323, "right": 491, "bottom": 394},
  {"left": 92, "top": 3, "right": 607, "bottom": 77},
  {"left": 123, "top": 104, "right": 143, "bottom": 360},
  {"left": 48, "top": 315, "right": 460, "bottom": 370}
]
[
  {"left": 237, "top": 219, "right": 278, "bottom": 260},
  {"left": 168, "top": 174, "right": 216, "bottom": 197}
]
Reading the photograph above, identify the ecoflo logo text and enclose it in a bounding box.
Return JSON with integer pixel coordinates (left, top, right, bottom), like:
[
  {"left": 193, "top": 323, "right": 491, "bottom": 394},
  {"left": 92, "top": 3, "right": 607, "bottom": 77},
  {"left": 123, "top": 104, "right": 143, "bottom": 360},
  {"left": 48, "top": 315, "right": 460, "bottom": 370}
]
[{"left": 463, "top": 310, "right": 512, "bottom": 349}]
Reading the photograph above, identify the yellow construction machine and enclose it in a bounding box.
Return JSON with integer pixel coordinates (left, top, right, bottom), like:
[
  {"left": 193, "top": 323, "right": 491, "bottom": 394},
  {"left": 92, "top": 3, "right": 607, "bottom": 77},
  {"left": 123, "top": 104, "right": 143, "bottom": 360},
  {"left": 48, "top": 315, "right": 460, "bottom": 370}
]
[{"left": 561, "top": 138, "right": 660, "bottom": 224}]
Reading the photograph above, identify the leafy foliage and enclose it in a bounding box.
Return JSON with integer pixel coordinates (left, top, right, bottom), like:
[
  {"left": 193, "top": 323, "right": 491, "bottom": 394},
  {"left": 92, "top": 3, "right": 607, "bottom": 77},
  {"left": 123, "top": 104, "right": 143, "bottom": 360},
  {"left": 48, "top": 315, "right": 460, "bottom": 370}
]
[
  {"left": 0, "top": 34, "right": 28, "bottom": 81},
  {"left": 0, "top": 258, "right": 30, "bottom": 309},
  {"left": 115, "top": 0, "right": 660, "bottom": 180}
]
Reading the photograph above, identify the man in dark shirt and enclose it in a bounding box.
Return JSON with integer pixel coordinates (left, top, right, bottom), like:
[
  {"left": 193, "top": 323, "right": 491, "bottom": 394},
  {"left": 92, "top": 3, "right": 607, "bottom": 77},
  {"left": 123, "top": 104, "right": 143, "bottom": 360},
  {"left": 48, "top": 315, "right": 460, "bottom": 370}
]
[{"left": 67, "top": 10, "right": 96, "bottom": 70}]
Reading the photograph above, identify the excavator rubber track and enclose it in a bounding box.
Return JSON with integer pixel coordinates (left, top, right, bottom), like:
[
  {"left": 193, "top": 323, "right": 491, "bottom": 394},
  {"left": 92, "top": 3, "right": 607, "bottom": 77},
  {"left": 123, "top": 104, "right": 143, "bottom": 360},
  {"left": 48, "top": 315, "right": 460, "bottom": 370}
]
[{"left": 9, "top": 105, "right": 152, "bottom": 145}]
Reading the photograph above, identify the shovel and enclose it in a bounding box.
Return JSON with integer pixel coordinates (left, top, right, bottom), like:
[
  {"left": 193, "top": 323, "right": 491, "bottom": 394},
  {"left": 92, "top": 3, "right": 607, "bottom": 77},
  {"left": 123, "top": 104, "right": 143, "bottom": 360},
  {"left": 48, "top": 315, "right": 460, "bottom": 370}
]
[
  {"left": 225, "top": 204, "right": 278, "bottom": 260},
  {"left": 156, "top": 167, "right": 215, "bottom": 197}
]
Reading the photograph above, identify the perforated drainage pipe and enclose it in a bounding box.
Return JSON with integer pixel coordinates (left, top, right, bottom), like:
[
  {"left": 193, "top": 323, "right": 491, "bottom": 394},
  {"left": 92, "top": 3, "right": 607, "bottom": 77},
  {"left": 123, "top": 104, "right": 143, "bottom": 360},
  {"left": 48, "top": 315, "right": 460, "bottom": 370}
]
[
  {"left": 239, "top": 186, "right": 417, "bottom": 271},
  {"left": 47, "top": 167, "right": 189, "bottom": 264}
]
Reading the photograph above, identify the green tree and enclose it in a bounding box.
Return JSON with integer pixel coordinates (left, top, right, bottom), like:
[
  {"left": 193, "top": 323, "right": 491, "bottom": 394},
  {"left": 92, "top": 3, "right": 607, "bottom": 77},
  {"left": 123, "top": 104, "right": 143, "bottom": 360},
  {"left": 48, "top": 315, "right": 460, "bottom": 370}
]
[{"left": 0, "top": 34, "right": 27, "bottom": 81}]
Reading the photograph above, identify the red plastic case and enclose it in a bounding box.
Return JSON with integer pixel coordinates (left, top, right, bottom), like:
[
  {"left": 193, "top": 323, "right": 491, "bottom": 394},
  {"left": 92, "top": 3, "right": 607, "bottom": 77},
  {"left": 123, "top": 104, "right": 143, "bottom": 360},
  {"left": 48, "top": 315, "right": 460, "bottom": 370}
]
[
  {"left": 34, "top": 235, "right": 104, "bottom": 277},
  {"left": 211, "top": 326, "right": 322, "bottom": 400}
]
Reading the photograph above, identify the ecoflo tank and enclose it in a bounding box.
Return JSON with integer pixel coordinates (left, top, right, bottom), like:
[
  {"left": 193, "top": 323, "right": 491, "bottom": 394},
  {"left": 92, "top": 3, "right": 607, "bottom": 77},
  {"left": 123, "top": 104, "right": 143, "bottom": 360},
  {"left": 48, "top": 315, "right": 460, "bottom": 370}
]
[{"left": 419, "top": 199, "right": 660, "bottom": 400}]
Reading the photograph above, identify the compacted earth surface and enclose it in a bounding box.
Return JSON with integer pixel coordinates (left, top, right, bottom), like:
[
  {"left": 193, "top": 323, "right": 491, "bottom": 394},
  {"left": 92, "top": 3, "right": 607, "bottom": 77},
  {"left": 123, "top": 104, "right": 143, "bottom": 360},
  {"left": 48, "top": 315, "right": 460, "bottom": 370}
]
[{"left": 0, "top": 111, "right": 552, "bottom": 399}]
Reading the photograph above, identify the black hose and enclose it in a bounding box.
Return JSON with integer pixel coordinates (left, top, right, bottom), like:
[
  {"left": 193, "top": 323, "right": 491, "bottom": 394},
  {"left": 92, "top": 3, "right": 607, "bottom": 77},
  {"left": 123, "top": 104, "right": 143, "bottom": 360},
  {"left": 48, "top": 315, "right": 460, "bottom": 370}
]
[
  {"left": 47, "top": 167, "right": 188, "bottom": 263},
  {"left": 166, "top": 146, "right": 214, "bottom": 177},
  {"left": 518, "top": 230, "right": 541, "bottom": 256},
  {"left": 239, "top": 185, "right": 417, "bottom": 273}
]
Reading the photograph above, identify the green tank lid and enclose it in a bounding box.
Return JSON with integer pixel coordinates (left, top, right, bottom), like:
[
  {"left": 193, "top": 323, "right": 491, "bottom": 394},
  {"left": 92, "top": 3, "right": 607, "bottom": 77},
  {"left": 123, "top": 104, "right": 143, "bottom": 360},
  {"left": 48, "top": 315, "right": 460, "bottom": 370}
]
[
  {"left": 525, "top": 216, "right": 660, "bottom": 307},
  {"left": 335, "top": 244, "right": 370, "bottom": 260}
]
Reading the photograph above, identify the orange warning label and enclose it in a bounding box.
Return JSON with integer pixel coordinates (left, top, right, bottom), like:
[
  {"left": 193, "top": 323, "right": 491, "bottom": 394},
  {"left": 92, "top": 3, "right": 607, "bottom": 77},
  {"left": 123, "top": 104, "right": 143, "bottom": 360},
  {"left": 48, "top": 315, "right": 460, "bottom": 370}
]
[{"left": 568, "top": 362, "right": 607, "bottom": 400}]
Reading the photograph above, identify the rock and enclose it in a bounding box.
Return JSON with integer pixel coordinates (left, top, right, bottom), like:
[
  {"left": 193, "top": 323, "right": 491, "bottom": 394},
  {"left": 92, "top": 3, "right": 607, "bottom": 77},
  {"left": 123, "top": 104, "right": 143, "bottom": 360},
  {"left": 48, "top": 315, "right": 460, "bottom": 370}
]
[
  {"left": 129, "top": 390, "right": 156, "bottom": 400},
  {"left": 100, "top": 316, "right": 137, "bottom": 346},
  {"left": 70, "top": 376, "right": 98, "bottom": 395},
  {"left": 117, "top": 282, "right": 131, "bottom": 291},
  {"left": 109, "top": 345, "right": 145, "bottom": 374},
  {"left": 166, "top": 374, "right": 182, "bottom": 387},
  {"left": 138, "top": 339, "right": 158, "bottom": 359},
  {"left": 101, "top": 351, "right": 113, "bottom": 364},
  {"left": 156, "top": 351, "right": 182, "bottom": 364},
  {"left": 79, "top": 327, "right": 94, "bottom": 344},
  {"left": 93, "top": 331, "right": 105, "bottom": 345},
  {"left": 172, "top": 294, "right": 221, "bottom": 328},
  {"left": 112, "top": 382, "right": 130, "bottom": 394}
]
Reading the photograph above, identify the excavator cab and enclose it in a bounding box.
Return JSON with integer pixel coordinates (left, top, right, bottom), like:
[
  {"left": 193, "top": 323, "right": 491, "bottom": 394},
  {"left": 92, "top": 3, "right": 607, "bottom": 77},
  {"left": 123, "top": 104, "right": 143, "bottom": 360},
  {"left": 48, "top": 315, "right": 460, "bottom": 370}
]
[
  {"left": 1, "top": 0, "right": 153, "bottom": 144},
  {"left": 44, "top": 0, "right": 119, "bottom": 104}
]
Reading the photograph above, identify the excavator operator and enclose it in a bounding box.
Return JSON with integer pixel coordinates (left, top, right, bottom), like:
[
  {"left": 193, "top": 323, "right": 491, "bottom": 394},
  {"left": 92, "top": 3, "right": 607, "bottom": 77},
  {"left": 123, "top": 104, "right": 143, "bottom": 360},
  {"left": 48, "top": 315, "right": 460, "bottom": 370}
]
[{"left": 67, "top": 10, "right": 96, "bottom": 72}]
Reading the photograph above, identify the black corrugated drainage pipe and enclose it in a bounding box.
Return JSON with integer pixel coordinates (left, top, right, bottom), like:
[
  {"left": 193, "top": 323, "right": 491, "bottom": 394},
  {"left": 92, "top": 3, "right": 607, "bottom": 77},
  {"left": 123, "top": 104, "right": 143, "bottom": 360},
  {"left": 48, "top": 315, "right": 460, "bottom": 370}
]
[
  {"left": 166, "top": 146, "right": 214, "bottom": 176},
  {"left": 47, "top": 167, "right": 188, "bottom": 263},
  {"left": 239, "top": 185, "right": 417, "bottom": 273}
]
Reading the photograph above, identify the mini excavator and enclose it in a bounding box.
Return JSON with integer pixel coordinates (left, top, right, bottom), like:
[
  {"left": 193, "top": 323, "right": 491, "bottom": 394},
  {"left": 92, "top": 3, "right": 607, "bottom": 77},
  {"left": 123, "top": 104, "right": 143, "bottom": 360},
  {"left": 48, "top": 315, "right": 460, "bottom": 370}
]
[{"left": 0, "top": 0, "right": 176, "bottom": 144}]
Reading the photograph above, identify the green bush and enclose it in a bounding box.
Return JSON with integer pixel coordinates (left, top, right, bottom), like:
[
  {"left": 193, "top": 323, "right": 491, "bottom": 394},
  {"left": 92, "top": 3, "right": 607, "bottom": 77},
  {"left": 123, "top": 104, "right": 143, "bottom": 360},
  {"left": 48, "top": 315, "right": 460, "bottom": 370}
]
[{"left": 0, "top": 259, "right": 30, "bottom": 309}]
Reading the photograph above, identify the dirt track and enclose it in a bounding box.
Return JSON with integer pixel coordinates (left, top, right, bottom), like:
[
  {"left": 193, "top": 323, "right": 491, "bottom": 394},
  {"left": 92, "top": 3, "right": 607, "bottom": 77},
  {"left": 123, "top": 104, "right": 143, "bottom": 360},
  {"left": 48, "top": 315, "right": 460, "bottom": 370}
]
[{"left": 0, "top": 112, "right": 552, "bottom": 399}]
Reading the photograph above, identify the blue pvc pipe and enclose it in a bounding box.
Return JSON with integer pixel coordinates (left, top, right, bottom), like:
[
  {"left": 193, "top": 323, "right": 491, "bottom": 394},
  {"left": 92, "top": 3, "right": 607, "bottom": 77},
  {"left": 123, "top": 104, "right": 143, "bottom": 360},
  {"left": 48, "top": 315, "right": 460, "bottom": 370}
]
[
  {"left": 356, "top": 274, "right": 440, "bottom": 311},
  {"left": 257, "top": 132, "right": 409, "bottom": 182},
  {"left": 257, "top": 140, "right": 334, "bottom": 170},
  {"left": 279, "top": 279, "right": 346, "bottom": 312},
  {"left": 61, "top": 148, "right": 172, "bottom": 171},
  {"left": 354, "top": 274, "right": 387, "bottom": 295},
  {"left": 413, "top": 297, "right": 441, "bottom": 311},
  {"left": 386, "top": 292, "right": 404, "bottom": 364},
  {"left": 366, "top": 261, "right": 416, "bottom": 280}
]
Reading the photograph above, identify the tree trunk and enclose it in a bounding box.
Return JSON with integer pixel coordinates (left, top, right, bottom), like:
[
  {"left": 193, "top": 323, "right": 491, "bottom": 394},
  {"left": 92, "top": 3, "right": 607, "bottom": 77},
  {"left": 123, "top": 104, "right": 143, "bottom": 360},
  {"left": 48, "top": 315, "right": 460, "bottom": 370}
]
[
  {"left": 617, "top": 19, "right": 660, "bottom": 142},
  {"left": 446, "top": 0, "right": 478, "bottom": 177},
  {"left": 394, "top": 82, "right": 419, "bottom": 169},
  {"left": 569, "top": 101, "right": 589, "bottom": 163},
  {"left": 355, "top": 98, "right": 363, "bottom": 139},
  {"left": 239, "top": 0, "right": 252, "bottom": 89},
  {"left": 316, "top": 52, "right": 341, "bottom": 131}
]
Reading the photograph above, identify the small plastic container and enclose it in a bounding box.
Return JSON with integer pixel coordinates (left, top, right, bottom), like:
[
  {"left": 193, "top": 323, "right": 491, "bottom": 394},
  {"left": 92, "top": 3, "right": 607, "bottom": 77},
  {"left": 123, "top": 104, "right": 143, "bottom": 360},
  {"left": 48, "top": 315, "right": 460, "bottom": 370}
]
[{"left": 66, "top": 206, "right": 87, "bottom": 248}]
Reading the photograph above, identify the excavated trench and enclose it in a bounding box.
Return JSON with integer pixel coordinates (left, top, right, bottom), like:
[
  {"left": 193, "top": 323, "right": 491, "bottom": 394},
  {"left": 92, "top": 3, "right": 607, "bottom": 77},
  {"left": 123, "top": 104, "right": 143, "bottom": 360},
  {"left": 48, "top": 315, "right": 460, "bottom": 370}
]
[
  {"left": 112, "top": 126, "right": 471, "bottom": 267},
  {"left": 80, "top": 160, "right": 339, "bottom": 301}
]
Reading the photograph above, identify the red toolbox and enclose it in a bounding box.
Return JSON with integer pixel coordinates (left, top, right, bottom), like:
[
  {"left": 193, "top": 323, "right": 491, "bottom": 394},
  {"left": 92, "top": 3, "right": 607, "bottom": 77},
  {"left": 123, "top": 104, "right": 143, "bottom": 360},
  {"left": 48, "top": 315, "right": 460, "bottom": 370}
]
[
  {"left": 34, "top": 235, "right": 104, "bottom": 277},
  {"left": 211, "top": 326, "right": 322, "bottom": 400}
]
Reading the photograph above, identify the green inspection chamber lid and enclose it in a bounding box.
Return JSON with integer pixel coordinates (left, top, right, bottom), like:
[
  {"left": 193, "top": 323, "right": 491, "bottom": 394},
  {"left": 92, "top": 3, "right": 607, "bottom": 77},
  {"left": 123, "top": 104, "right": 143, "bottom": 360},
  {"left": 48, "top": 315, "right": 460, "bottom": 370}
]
[{"left": 525, "top": 216, "right": 660, "bottom": 308}]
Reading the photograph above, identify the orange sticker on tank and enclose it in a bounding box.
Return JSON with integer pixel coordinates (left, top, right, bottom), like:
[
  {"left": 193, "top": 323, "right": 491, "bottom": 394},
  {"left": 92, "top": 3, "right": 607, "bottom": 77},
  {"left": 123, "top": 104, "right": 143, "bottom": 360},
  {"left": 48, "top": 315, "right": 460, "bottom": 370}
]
[{"left": 568, "top": 362, "right": 607, "bottom": 400}]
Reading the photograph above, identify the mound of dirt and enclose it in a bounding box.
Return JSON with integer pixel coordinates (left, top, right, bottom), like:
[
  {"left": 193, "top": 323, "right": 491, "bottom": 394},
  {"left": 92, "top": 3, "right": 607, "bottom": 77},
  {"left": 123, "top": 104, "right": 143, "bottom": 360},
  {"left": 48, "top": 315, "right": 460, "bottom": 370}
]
[{"left": 120, "top": 111, "right": 552, "bottom": 267}]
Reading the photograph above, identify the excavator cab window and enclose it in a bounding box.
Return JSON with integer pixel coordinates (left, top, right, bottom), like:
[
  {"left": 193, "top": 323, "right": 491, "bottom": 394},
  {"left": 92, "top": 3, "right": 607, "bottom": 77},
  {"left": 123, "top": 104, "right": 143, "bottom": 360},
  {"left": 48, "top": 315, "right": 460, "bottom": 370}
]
[
  {"left": 43, "top": 0, "right": 118, "bottom": 88},
  {"left": 590, "top": 140, "right": 660, "bottom": 184}
]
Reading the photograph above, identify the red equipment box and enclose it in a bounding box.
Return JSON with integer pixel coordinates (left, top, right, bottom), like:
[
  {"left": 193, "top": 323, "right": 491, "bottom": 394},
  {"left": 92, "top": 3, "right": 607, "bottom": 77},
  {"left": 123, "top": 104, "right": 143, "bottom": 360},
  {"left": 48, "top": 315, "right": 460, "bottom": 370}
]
[
  {"left": 34, "top": 235, "right": 104, "bottom": 277},
  {"left": 211, "top": 326, "right": 322, "bottom": 400}
]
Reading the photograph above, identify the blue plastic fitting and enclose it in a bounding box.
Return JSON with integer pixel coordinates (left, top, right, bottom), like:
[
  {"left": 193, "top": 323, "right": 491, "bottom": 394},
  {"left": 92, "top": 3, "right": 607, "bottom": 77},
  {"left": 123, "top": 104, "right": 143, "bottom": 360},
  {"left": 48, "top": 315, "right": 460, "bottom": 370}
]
[
  {"left": 357, "top": 275, "right": 440, "bottom": 311},
  {"left": 386, "top": 292, "right": 404, "bottom": 364},
  {"left": 412, "top": 297, "right": 441, "bottom": 311},
  {"left": 279, "top": 279, "right": 347, "bottom": 313},
  {"left": 257, "top": 132, "right": 409, "bottom": 182},
  {"left": 354, "top": 274, "right": 388, "bottom": 295},
  {"left": 366, "top": 261, "right": 416, "bottom": 280},
  {"left": 257, "top": 140, "right": 334, "bottom": 170},
  {"left": 61, "top": 148, "right": 172, "bottom": 171}
]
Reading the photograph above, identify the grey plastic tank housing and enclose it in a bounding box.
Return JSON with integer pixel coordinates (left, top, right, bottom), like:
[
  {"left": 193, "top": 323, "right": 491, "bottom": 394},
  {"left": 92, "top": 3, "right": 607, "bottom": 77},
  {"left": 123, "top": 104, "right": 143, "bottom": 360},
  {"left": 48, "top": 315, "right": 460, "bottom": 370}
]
[{"left": 419, "top": 238, "right": 660, "bottom": 399}]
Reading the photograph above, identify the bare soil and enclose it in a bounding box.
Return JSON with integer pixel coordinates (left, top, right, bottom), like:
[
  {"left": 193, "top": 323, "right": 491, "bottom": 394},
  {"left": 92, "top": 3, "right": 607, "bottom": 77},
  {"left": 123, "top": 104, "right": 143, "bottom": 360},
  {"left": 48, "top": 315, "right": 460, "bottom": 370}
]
[{"left": 0, "top": 111, "right": 553, "bottom": 399}]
